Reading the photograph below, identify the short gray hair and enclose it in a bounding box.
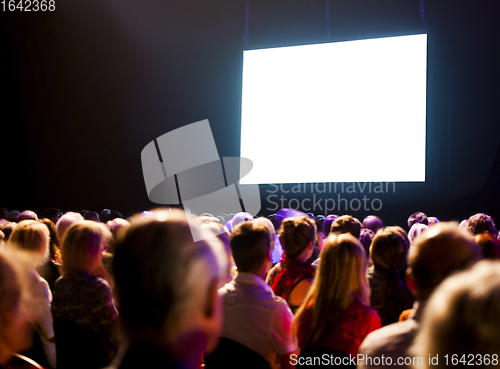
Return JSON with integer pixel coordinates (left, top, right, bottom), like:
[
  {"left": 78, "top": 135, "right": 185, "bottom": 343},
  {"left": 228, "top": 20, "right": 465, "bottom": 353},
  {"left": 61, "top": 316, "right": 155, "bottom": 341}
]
[{"left": 56, "top": 212, "right": 84, "bottom": 241}]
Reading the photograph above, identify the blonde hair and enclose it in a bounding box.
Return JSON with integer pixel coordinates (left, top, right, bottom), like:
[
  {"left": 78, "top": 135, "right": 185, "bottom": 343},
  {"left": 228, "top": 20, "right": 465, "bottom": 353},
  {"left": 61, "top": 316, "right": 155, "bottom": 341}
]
[
  {"left": 411, "top": 260, "right": 500, "bottom": 369},
  {"left": 294, "top": 233, "right": 370, "bottom": 349},
  {"left": 8, "top": 220, "right": 49, "bottom": 266},
  {"left": 0, "top": 251, "right": 22, "bottom": 331},
  {"left": 56, "top": 211, "right": 84, "bottom": 241},
  {"left": 279, "top": 216, "right": 316, "bottom": 259},
  {"left": 61, "top": 220, "right": 111, "bottom": 274}
]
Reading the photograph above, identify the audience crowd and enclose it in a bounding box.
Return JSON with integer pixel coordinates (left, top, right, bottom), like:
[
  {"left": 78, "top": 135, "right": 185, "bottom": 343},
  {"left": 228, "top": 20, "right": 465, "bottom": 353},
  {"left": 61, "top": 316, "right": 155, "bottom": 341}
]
[{"left": 0, "top": 205, "right": 499, "bottom": 369}]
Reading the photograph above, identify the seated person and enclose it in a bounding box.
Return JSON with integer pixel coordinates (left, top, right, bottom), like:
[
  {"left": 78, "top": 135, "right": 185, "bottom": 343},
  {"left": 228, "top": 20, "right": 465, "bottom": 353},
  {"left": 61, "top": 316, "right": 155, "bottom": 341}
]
[
  {"left": 216, "top": 220, "right": 298, "bottom": 369},
  {"left": 110, "top": 209, "right": 227, "bottom": 369},
  {"left": 266, "top": 216, "right": 316, "bottom": 313},
  {"left": 411, "top": 260, "right": 500, "bottom": 369},
  {"left": 330, "top": 215, "right": 362, "bottom": 239},
  {"left": 0, "top": 250, "right": 39, "bottom": 369},
  {"left": 294, "top": 233, "right": 381, "bottom": 358},
  {"left": 52, "top": 221, "right": 119, "bottom": 368},
  {"left": 475, "top": 233, "right": 500, "bottom": 259}
]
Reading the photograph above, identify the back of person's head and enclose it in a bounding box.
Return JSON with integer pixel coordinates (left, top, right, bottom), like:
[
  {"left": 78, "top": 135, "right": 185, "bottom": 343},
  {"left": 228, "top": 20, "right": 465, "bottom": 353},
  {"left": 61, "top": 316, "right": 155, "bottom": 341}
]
[
  {"left": 359, "top": 228, "right": 375, "bottom": 258},
  {"left": 61, "top": 220, "right": 111, "bottom": 274},
  {"left": 412, "top": 260, "right": 500, "bottom": 368},
  {"left": 106, "top": 217, "right": 130, "bottom": 237},
  {"left": 230, "top": 220, "right": 271, "bottom": 273},
  {"left": 330, "top": 215, "right": 362, "bottom": 239},
  {"left": 269, "top": 214, "right": 282, "bottom": 235},
  {"left": 369, "top": 226, "right": 412, "bottom": 324},
  {"left": 475, "top": 233, "right": 500, "bottom": 260},
  {"left": 100, "top": 209, "right": 112, "bottom": 223},
  {"left": 459, "top": 219, "right": 468, "bottom": 229},
  {"left": 16, "top": 210, "right": 38, "bottom": 223},
  {"left": 407, "top": 211, "right": 428, "bottom": 228},
  {"left": 112, "top": 209, "right": 227, "bottom": 351},
  {"left": 43, "top": 208, "right": 63, "bottom": 225},
  {"left": 363, "top": 215, "right": 384, "bottom": 234},
  {"left": 370, "top": 226, "right": 409, "bottom": 272},
  {"left": 254, "top": 217, "right": 276, "bottom": 251},
  {"left": 106, "top": 218, "right": 130, "bottom": 254},
  {"left": 83, "top": 211, "right": 100, "bottom": 222},
  {"left": 314, "top": 217, "right": 324, "bottom": 235},
  {"left": 0, "top": 251, "right": 34, "bottom": 363},
  {"left": 408, "top": 222, "right": 429, "bottom": 244},
  {"left": 39, "top": 218, "right": 60, "bottom": 261},
  {"left": 0, "top": 207, "right": 8, "bottom": 220},
  {"left": 231, "top": 212, "right": 253, "bottom": 230},
  {"left": 56, "top": 211, "right": 84, "bottom": 241},
  {"left": 109, "top": 210, "right": 124, "bottom": 221},
  {"left": 279, "top": 216, "right": 316, "bottom": 259},
  {"left": 295, "top": 233, "right": 369, "bottom": 349},
  {"left": 323, "top": 214, "right": 338, "bottom": 237},
  {"left": 230, "top": 220, "right": 272, "bottom": 273},
  {"left": 199, "top": 216, "right": 229, "bottom": 247},
  {"left": 0, "top": 222, "right": 16, "bottom": 242},
  {"left": 467, "top": 213, "right": 498, "bottom": 236},
  {"left": 409, "top": 222, "right": 481, "bottom": 300},
  {"left": 8, "top": 220, "right": 49, "bottom": 266},
  {"left": 7, "top": 210, "right": 20, "bottom": 223}
]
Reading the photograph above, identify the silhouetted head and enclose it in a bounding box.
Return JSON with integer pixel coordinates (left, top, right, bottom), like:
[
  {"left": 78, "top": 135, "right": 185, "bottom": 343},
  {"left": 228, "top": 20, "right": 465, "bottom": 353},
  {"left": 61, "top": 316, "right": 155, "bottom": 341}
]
[
  {"left": 330, "top": 215, "right": 362, "bottom": 239},
  {"left": 407, "top": 212, "right": 428, "bottom": 229},
  {"left": 409, "top": 222, "right": 481, "bottom": 300},
  {"left": 363, "top": 215, "right": 384, "bottom": 233}
]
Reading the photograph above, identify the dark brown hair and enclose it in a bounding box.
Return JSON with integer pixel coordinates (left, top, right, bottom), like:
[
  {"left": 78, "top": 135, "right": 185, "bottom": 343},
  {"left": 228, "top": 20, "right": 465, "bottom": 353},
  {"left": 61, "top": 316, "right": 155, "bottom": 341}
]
[{"left": 279, "top": 216, "right": 316, "bottom": 259}]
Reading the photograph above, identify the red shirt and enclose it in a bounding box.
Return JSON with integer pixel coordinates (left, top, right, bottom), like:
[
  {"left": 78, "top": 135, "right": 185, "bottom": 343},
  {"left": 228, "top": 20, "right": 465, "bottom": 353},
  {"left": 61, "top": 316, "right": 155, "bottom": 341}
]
[{"left": 297, "top": 299, "right": 381, "bottom": 357}]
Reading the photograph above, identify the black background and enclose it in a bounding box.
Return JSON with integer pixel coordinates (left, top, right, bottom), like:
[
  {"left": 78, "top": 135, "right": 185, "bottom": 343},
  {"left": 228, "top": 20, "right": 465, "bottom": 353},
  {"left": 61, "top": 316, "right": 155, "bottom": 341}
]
[{"left": 1, "top": 0, "right": 499, "bottom": 227}]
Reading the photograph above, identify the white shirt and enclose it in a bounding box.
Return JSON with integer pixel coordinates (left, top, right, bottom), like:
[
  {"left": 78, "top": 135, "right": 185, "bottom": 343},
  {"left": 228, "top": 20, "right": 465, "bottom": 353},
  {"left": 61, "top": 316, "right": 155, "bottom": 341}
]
[
  {"left": 219, "top": 272, "right": 297, "bottom": 367},
  {"left": 358, "top": 301, "right": 425, "bottom": 369},
  {"left": 32, "top": 268, "right": 56, "bottom": 368}
]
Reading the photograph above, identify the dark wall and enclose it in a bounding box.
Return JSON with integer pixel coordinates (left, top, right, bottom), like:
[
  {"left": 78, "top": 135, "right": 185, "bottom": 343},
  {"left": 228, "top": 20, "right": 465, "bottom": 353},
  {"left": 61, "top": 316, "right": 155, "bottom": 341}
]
[{"left": 1, "top": 0, "right": 499, "bottom": 227}]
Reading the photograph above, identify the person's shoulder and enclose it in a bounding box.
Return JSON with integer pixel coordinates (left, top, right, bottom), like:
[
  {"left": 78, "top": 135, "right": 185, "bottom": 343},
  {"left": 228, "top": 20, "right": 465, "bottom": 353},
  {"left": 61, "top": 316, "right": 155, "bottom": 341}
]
[
  {"left": 359, "top": 319, "right": 419, "bottom": 354},
  {"left": 34, "top": 272, "right": 50, "bottom": 290},
  {"left": 272, "top": 293, "right": 291, "bottom": 309},
  {"left": 92, "top": 274, "right": 113, "bottom": 293}
]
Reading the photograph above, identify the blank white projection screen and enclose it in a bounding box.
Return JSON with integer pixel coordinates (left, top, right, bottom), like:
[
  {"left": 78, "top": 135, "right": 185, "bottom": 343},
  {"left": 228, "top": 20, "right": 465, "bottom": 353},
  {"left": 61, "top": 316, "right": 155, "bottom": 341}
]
[{"left": 240, "top": 34, "right": 427, "bottom": 184}]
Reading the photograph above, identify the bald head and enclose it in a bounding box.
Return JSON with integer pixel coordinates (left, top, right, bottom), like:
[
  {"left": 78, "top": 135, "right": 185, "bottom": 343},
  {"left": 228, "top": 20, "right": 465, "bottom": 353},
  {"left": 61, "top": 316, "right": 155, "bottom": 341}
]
[
  {"left": 410, "top": 222, "right": 481, "bottom": 300},
  {"left": 363, "top": 215, "right": 383, "bottom": 234}
]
